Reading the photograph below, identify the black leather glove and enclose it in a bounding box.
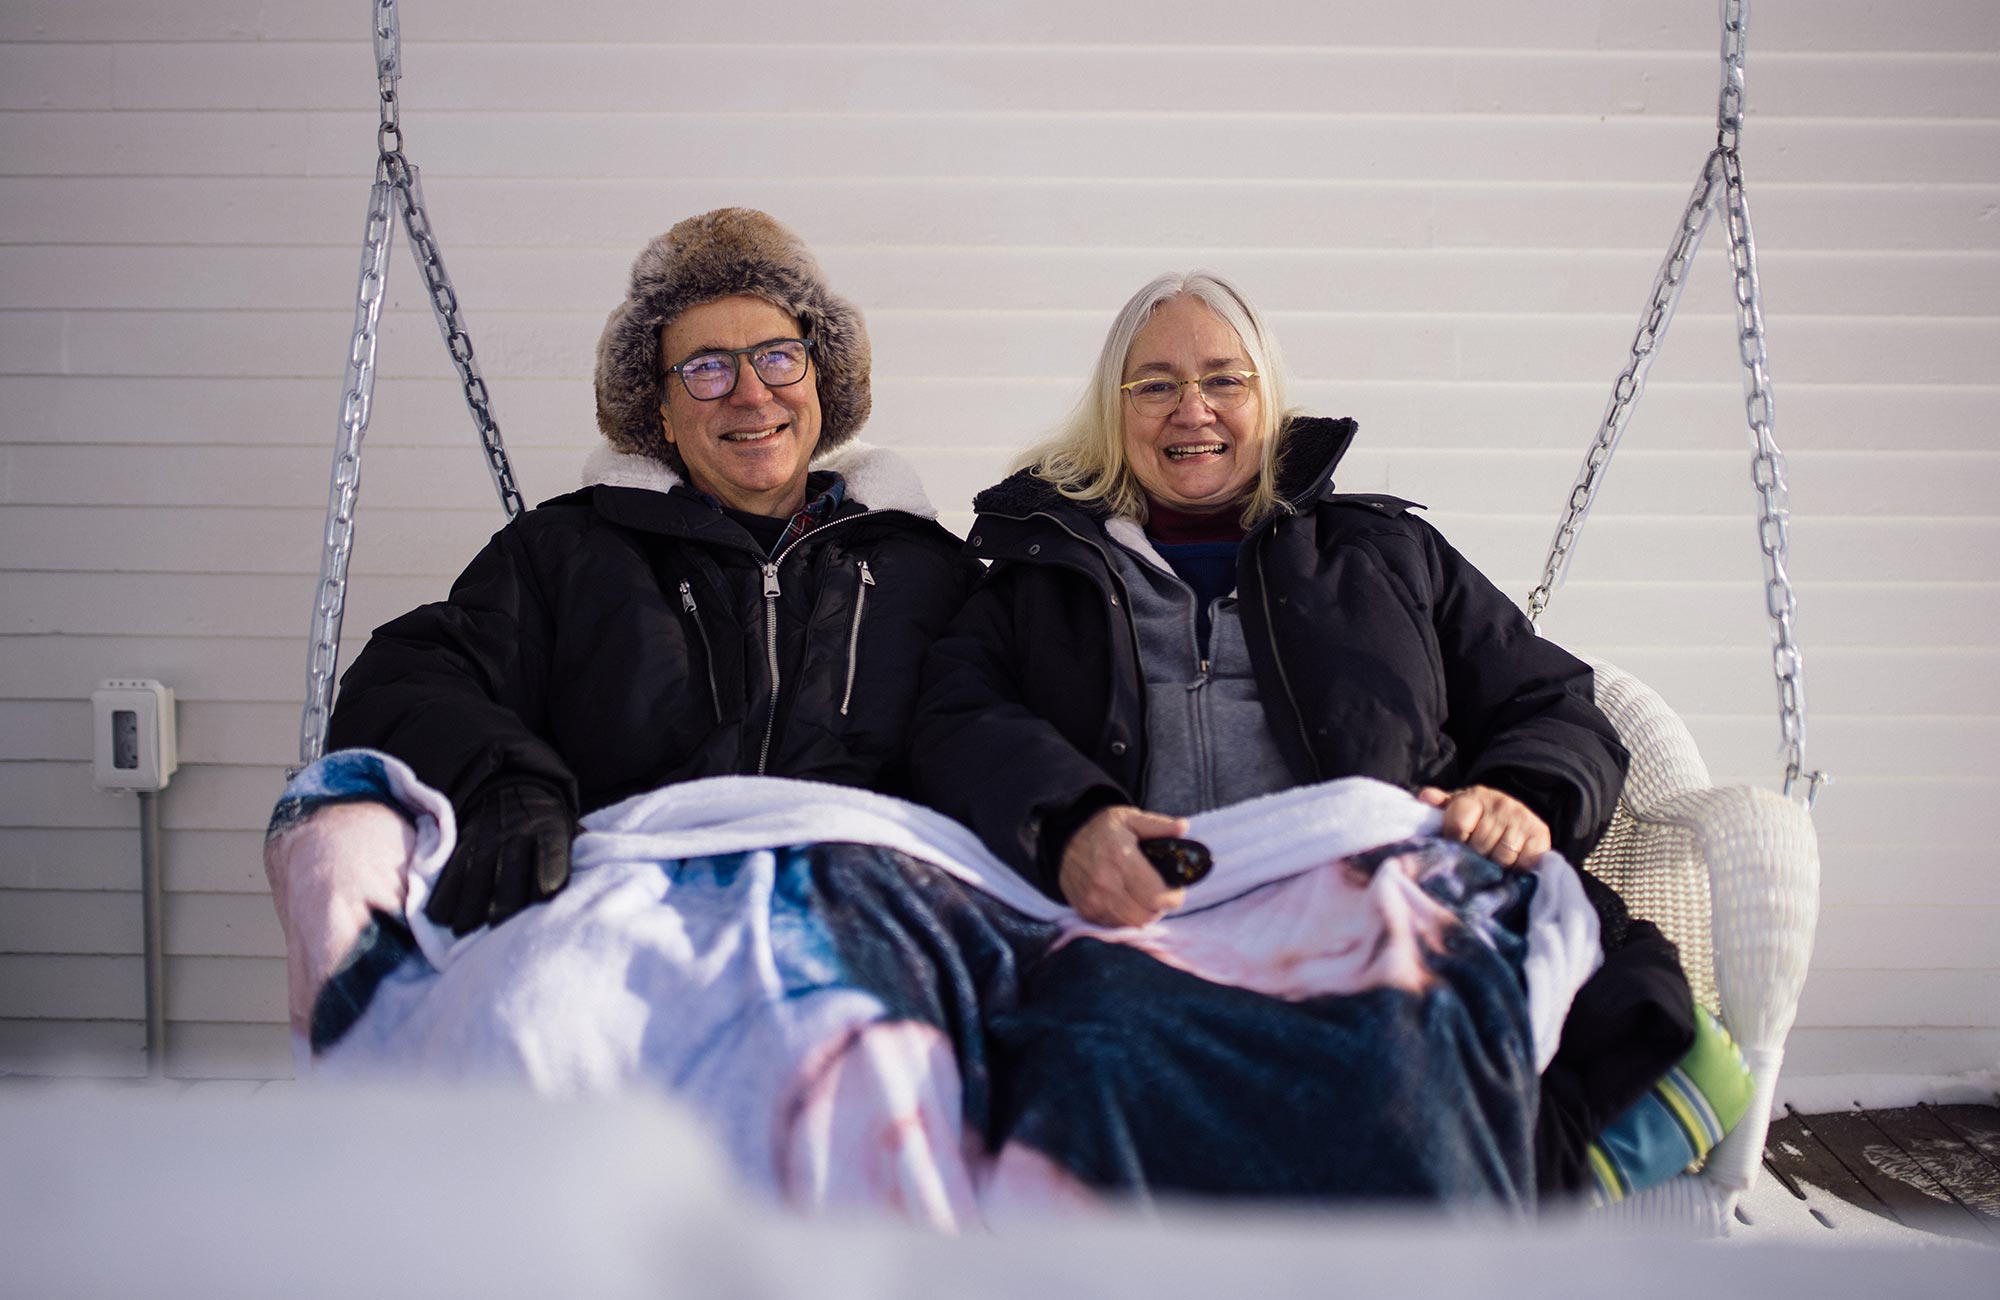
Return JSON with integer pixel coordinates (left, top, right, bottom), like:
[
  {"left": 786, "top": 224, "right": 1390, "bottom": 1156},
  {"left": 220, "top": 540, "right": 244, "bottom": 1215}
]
[{"left": 426, "top": 779, "right": 575, "bottom": 936}]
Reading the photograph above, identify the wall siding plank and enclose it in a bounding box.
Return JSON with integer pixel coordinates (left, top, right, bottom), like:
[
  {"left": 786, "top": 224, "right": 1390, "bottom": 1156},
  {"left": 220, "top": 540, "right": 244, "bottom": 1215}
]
[
  {"left": 53, "top": 44, "right": 2000, "bottom": 120},
  {"left": 0, "top": 1018, "right": 145, "bottom": 1077},
  {"left": 3, "top": 0, "right": 1996, "bottom": 52},
  {"left": 0, "top": 828, "right": 270, "bottom": 893},
  {"left": 8, "top": 178, "right": 1999, "bottom": 253},
  {"left": 9, "top": 246, "right": 1996, "bottom": 317},
  {"left": 10, "top": 112, "right": 2000, "bottom": 187}
]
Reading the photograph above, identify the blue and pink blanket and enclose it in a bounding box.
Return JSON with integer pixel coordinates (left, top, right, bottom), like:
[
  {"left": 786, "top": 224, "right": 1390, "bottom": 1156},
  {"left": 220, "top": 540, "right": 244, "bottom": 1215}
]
[{"left": 267, "top": 752, "right": 1600, "bottom": 1228}]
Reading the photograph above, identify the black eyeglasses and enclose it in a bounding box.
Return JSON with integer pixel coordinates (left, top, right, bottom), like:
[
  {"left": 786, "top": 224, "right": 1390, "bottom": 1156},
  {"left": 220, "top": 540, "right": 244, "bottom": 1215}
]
[{"left": 665, "top": 337, "right": 813, "bottom": 401}]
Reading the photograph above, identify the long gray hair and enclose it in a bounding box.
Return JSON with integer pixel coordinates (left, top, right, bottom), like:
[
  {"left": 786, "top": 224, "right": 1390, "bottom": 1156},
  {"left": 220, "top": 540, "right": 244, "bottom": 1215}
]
[{"left": 1018, "top": 270, "right": 1299, "bottom": 526}]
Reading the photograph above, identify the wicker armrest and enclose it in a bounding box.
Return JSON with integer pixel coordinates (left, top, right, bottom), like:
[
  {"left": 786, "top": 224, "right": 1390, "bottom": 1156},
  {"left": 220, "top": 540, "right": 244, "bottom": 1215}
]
[{"left": 1579, "top": 658, "right": 1822, "bottom": 1202}]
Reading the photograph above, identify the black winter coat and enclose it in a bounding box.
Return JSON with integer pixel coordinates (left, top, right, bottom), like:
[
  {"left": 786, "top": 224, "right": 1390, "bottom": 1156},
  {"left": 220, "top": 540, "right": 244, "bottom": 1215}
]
[
  {"left": 327, "top": 447, "right": 975, "bottom": 819},
  {"left": 910, "top": 417, "right": 1629, "bottom": 894}
]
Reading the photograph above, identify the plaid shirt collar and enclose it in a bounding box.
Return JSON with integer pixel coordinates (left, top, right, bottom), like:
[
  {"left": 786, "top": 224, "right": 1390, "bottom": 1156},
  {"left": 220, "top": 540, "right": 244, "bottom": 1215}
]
[{"left": 685, "top": 470, "right": 848, "bottom": 554}]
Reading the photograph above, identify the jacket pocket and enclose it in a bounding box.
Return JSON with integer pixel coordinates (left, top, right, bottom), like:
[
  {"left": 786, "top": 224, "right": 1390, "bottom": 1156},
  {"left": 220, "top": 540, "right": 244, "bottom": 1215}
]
[{"left": 678, "top": 580, "right": 724, "bottom": 723}]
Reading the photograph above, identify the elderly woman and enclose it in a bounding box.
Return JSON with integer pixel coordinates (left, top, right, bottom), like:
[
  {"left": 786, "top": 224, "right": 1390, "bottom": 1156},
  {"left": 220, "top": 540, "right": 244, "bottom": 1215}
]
[
  {"left": 269, "top": 208, "right": 973, "bottom": 1036},
  {"left": 911, "top": 271, "right": 1695, "bottom": 1203},
  {"left": 913, "top": 271, "right": 1626, "bottom": 922}
]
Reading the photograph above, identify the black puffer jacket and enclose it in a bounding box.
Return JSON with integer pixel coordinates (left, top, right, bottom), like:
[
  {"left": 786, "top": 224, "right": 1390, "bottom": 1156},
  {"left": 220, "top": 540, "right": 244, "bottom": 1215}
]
[
  {"left": 910, "top": 417, "right": 1628, "bottom": 893},
  {"left": 327, "top": 444, "right": 975, "bottom": 817}
]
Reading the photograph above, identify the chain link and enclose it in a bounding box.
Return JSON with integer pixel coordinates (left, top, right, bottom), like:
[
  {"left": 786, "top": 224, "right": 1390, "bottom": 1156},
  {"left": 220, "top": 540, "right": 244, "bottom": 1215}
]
[
  {"left": 1526, "top": 0, "right": 1825, "bottom": 806},
  {"left": 295, "top": 0, "right": 527, "bottom": 771},
  {"left": 374, "top": 0, "right": 401, "bottom": 156}
]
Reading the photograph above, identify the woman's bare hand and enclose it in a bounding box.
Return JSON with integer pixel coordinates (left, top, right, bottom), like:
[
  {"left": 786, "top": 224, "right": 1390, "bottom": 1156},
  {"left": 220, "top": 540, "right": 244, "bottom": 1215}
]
[
  {"left": 1059, "top": 805, "right": 1191, "bottom": 927},
  {"left": 1415, "top": 785, "right": 1552, "bottom": 869}
]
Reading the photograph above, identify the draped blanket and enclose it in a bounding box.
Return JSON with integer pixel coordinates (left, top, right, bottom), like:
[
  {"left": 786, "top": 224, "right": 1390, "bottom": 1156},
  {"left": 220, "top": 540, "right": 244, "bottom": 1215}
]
[{"left": 269, "top": 752, "right": 1600, "bottom": 1228}]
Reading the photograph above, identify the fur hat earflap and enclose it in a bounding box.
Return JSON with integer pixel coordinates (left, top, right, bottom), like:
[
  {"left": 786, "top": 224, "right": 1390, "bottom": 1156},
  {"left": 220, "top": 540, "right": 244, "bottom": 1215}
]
[{"left": 593, "top": 208, "right": 871, "bottom": 473}]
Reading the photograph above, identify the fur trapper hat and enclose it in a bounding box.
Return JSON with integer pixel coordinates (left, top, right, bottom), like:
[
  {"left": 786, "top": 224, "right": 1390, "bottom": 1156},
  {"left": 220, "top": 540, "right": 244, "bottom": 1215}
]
[{"left": 593, "top": 207, "right": 871, "bottom": 473}]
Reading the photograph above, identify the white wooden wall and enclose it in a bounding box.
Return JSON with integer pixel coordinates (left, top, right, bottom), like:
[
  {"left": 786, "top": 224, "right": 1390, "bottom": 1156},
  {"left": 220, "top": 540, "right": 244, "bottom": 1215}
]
[{"left": 2, "top": 0, "right": 1994, "bottom": 1086}]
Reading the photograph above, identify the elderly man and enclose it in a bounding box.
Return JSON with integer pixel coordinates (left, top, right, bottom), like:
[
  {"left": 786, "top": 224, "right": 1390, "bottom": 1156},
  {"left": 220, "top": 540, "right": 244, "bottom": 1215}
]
[{"left": 267, "top": 208, "right": 972, "bottom": 1037}]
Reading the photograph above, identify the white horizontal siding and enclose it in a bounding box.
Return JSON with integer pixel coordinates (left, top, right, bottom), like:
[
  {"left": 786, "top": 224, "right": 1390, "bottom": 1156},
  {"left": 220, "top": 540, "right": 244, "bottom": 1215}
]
[
  {"left": 10, "top": 112, "right": 2000, "bottom": 186},
  {"left": 11, "top": 247, "right": 2000, "bottom": 318},
  {"left": 1, "top": 0, "right": 1995, "bottom": 51},
  {"left": 5, "top": 44, "right": 1998, "bottom": 119},
  {"left": 1, "top": 2, "right": 1993, "bottom": 1085},
  {"left": 8, "top": 177, "right": 1998, "bottom": 251}
]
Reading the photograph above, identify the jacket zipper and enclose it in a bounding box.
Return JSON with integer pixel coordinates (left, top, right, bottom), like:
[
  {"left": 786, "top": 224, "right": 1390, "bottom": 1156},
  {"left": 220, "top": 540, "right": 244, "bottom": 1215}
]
[
  {"left": 1251, "top": 509, "right": 1321, "bottom": 780},
  {"left": 756, "top": 562, "right": 782, "bottom": 773},
  {"left": 678, "top": 580, "right": 723, "bottom": 723},
  {"left": 749, "top": 510, "right": 903, "bottom": 776},
  {"left": 839, "top": 559, "right": 875, "bottom": 717}
]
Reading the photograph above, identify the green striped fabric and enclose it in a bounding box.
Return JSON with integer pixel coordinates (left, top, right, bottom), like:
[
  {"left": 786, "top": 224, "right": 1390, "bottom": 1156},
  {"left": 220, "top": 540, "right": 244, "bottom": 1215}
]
[{"left": 1586, "top": 1006, "right": 1756, "bottom": 1204}]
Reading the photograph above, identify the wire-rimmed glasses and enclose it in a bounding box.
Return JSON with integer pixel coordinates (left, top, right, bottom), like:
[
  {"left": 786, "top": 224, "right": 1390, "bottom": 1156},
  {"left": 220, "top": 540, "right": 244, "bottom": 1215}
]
[{"left": 1119, "top": 370, "right": 1259, "bottom": 415}]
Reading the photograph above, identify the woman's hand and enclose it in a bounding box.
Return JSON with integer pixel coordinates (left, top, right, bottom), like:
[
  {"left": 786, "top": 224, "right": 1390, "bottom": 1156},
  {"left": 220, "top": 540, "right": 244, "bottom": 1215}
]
[
  {"left": 1059, "top": 805, "right": 1192, "bottom": 927},
  {"left": 1416, "top": 784, "right": 1552, "bottom": 870}
]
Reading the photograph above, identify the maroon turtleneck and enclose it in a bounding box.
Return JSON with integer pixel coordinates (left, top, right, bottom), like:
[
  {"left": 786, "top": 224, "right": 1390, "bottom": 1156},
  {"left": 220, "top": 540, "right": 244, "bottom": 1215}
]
[{"left": 1144, "top": 499, "right": 1247, "bottom": 544}]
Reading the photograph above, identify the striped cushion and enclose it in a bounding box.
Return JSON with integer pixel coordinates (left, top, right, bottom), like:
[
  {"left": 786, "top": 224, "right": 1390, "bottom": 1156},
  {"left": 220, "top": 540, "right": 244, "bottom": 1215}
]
[{"left": 1587, "top": 1006, "right": 1756, "bottom": 1204}]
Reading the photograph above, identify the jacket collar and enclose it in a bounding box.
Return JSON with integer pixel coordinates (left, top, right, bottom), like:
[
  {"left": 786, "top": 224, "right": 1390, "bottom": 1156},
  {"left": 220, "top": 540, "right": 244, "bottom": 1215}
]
[
  {"left": 580, "top": 439, "right": 940, "bottom": 534},
  {"left": 972, "top": 415, "right": 1360, "bottom": 521}
]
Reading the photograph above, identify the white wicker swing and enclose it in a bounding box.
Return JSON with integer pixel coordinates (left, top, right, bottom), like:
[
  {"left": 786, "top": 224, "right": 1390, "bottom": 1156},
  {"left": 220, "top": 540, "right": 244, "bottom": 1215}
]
[
  {"left": 295, "top": 0, "right": 1822, "bottom": 1234},
  {"left": 1525, "top": 0, "right": 1825, "bottom": 1229},
  {"left": 1575, "top": 660, "right": 1820, "bottom": 1230}
]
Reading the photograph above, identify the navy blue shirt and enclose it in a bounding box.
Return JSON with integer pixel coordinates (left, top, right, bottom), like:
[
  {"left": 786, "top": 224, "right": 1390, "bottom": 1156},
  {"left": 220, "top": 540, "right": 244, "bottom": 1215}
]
[{"left": 1152, "top": 540, "right": 1241, "bottom": 657}]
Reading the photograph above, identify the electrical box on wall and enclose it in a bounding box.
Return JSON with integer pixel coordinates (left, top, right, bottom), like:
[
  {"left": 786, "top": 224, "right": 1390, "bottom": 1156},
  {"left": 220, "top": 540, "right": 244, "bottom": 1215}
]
[{"left": 91, "top": 679, "right": 178, "bottom": 792}]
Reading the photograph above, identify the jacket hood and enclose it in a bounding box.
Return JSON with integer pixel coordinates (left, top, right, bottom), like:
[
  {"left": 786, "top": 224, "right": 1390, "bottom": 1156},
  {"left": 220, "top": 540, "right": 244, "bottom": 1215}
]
[
  {"left": 971, "top": 415, "right": 1359, "bottom": 520},
  {"left": 579, "top": 439, "right": 938, "bottom": 519}
]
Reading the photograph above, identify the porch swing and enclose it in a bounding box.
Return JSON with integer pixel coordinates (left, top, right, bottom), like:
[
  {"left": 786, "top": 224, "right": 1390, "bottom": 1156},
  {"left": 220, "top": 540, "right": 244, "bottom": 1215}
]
[{"left": 293, "top": 0, "right": 1822, "bottom": 1231}]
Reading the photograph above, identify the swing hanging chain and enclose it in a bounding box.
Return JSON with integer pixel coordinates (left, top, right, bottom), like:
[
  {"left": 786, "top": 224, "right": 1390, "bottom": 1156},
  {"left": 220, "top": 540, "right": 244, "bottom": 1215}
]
[
  {"left": 298, "top": 178, "right": 398, "bottom": 772},
  {"left": 1719, "top": 145, "right": 1823, "bottom": 807},
  {"left": 1527, "top": 0, "right": 1824, "bottom": 807},
  {"left": 383, "top": 158, "right": 528, "bottom": 519},
  {"left": 372, "top": 0, "right": 525, "bottom": 520},
  {"left": 1524, "top": 152, "right": 1720, "bottom": 629},
  {"left": 294, "top": 0, "right": 525, "bottom": 772},
  {"left": 1717, "top": 0, "right": 1823, "bottom": 805}
]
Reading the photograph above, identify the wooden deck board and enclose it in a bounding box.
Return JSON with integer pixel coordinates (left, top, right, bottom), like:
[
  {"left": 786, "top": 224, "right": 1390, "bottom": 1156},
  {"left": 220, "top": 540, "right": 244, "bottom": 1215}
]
[
  {"left": 1774, "top": 1104, "right": 2000, "bottom": 1245},
  {"left": 1930, "top": 1103, "right": 2000, "bottom": 1167},
  {"left": 1763, "top": 1111, "right": 1892, "bottom": 1229},
  {"left": 1866, "top": 1105, "right": 2000, "bottom": 1236}
]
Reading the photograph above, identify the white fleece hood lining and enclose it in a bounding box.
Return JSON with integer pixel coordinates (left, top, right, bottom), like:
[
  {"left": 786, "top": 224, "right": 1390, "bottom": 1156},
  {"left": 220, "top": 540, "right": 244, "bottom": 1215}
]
[{"left": 578, "top": 440, "right": 939, "bottom": 520}]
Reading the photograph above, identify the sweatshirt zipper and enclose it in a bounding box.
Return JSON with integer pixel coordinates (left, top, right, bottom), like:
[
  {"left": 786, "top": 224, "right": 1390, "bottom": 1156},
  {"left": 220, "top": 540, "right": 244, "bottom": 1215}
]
[
  {"left": 678, "top": 580, "right": 723, "bottom": 723},
  {"left": 839, "top": 559, "right": 875, "bottom": 717}
]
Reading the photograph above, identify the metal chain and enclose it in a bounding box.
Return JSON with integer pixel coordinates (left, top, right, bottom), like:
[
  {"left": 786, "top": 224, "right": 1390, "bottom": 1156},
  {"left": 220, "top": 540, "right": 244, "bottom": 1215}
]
[
  {"left": 1524, "top": 151, "right": 1721, "bottom": 628},
  {"left": 298, "top": 177, "right": 396, "bottom": 771},
  {"left": 295, "top": 0, "right": 525, "bottom": 771},
  {"left": 382, "top": 156, "right": 526, "bottom": 518},
  {"left": 1719, "top": 145, "right": 1822, "bottom": 803},
  {"left": 373, "top": 0, "right": 521, "bottom": 519},
  {"left": 1526, "top": 0, "right": 1825, "bottom": 805}
]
